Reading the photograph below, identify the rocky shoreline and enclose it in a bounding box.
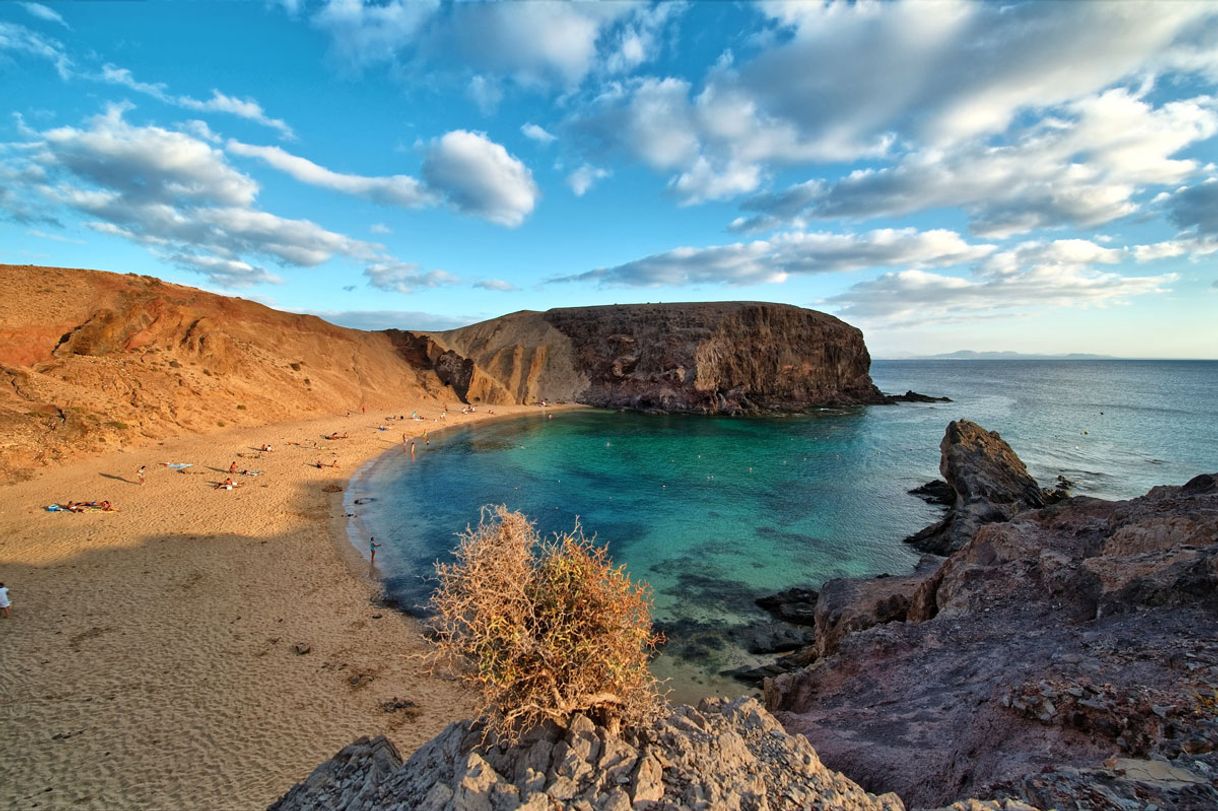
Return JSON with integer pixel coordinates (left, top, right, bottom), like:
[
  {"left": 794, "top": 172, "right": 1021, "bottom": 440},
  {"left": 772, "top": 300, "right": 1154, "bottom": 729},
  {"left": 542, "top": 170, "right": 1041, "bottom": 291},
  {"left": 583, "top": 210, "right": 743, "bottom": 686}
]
[{"left": 274, "top": 420, "right": 1218, "bottom": 809}]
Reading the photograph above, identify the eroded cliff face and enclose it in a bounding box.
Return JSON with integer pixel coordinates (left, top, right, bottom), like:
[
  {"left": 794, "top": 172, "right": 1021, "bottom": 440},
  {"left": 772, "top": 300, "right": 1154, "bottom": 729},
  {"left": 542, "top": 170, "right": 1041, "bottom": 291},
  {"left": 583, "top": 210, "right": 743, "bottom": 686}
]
[{"left": 425, "top": 302, "right": 884, "bottom": 414}]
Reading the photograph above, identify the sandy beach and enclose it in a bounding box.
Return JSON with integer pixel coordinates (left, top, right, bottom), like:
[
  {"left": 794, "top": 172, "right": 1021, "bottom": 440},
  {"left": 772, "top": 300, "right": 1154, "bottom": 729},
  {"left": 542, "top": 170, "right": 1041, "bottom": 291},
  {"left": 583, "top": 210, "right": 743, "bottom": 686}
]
[{"left": 0, "top": 404, "right": 547, "bottom": 810}]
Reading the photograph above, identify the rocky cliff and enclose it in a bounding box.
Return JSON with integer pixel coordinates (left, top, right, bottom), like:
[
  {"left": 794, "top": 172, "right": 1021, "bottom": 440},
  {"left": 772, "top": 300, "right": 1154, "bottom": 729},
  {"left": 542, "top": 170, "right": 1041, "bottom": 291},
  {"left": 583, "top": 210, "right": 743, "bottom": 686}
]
[
  {"left": 424, "top": 302, "right": 886, "bottom": 414},
  {"left": 764, "top": 422, "right": 1218, "bottom": 808},
  {"left": 0, "top": 265, "right": 455, "bottom": 480}
]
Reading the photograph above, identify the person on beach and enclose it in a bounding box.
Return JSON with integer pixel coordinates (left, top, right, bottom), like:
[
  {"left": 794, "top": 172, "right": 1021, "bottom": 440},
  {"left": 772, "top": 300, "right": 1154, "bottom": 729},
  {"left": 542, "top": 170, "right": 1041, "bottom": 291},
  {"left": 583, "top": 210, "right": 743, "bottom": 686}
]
[
  {"left": 215, "top": 477, "right": 238, "bottom": 491},
  {"left": 0, "top": 582, "right": 11, "bottom": 618},
  {"left": 259, "top": 444, "right": 273, "bottom": 452},
  {"left": 137, "top": 465, "right": 146, "bottom": 485},
  {"left": 423, "top": 431, "right": 429, "bottom": 446},
  {"left": 370, "top": 538, "right": 381, "bottom": 570},
  {"left": 410, "top": 440, "right": 416, "bottom": 462},
  {"left": 229, "top": 461, "right": 239, "bottom": 475}
]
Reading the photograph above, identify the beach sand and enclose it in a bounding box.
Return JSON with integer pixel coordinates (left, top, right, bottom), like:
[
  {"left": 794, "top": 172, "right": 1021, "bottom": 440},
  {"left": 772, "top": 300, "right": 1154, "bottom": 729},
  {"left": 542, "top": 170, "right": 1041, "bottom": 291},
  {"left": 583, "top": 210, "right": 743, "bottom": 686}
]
[{"left": 0, "top": 404, "right": 547, "bottom": 810}]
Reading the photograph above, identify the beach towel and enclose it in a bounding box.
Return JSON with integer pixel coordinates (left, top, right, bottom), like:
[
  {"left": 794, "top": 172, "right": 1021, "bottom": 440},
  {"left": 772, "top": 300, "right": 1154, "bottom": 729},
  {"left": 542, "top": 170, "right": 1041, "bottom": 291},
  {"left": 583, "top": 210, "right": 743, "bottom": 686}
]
[{"left": 163, "top": 463, "right": 193, "bottom": 470}]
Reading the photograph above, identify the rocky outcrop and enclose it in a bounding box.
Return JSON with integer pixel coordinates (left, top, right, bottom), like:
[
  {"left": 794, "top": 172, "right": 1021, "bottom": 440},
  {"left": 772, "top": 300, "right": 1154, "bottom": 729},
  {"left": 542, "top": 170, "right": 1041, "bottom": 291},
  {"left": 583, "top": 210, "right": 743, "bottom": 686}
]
[
  {"left": 904, "top": 420, "right": 1044, "bottom": 555},
  {"left": 423, "top": 302, "right": 886, "bottom": 414},
  {"left": 813, "top": 557, "right": 942, "bottom": 658},
  {"left": 766, "top": 424, "right": 1218, "bottom": 807},
  {"left": 271, "top": 697, "right": 904, "bottom": 811}
]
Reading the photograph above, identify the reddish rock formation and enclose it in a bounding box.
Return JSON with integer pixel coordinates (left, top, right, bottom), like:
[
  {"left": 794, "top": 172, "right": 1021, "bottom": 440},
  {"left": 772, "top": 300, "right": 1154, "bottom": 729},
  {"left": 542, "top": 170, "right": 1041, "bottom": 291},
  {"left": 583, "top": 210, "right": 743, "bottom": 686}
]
[
  {"left": 0, "top": 265, "right": 455, "bottom": 481},
  {"left": 425, "top": 302, "right": 886, "bottom": 414},
  {"left": 766, "top": 426, "right": 1218, "bottom": 808}
]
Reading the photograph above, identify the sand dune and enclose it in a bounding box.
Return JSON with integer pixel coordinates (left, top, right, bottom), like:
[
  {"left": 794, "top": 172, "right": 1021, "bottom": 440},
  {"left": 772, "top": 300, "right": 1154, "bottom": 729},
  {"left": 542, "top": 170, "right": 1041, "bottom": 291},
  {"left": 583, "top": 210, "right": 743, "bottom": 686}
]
[{"left": 0, "top": 404, "right": 551, "bottom": 810}]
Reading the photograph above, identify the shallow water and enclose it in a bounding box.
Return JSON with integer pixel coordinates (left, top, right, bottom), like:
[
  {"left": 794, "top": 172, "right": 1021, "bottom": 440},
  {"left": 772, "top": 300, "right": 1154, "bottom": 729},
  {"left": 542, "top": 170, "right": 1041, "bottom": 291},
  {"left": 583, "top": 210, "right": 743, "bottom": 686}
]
[{"left": 347, "top": 360, "right": 1218, "bottom": 699}]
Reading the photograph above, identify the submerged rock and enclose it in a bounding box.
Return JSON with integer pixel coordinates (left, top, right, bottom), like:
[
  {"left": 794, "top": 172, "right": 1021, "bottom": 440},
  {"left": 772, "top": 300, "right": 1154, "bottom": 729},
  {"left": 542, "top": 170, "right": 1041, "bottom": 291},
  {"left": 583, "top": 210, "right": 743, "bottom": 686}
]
[{"left": 271, "top": 697, "right": 905, "bottom": 811}]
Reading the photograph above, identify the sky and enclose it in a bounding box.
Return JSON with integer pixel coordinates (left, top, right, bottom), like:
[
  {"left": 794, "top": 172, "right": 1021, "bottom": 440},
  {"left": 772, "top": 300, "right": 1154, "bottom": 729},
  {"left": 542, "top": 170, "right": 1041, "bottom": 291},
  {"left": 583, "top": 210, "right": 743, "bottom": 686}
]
[{"left": 2, "top": 0, "right": 1217, "bottom": 358}]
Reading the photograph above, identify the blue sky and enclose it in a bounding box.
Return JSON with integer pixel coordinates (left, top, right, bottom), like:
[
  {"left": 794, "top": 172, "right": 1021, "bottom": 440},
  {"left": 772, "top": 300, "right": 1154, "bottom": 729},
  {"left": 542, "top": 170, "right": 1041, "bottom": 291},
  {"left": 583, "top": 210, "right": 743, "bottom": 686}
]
[{"left": 2, "top": 0, "right": 1217, "bottom": 358}]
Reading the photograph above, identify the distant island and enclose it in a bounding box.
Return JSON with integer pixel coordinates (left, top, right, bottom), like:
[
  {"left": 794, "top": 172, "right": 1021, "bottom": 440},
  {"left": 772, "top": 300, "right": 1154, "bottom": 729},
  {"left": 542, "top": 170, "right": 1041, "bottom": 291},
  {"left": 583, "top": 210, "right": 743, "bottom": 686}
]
[{"left": 890, "top": 350, "right": 1117, "bottom": 360}]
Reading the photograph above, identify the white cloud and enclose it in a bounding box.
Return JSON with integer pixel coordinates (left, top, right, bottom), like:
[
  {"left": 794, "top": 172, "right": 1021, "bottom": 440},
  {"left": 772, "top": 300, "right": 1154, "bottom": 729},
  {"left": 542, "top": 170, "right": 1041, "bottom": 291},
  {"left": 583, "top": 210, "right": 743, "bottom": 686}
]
[
  {"left": 43, "top": 103, "right": 258, "bottom": 207},
  {"left": 21, "top": 3, "right": 68, "bottom": 28},
  {"left": 170, "top": 253, "right": 279, "bottom": 286},
  {"left": 521, "top": 122, "right": 557, "bottom": 145},
  {"left": 826, "top": 239, "right": 1177, "bottom": 325},
  {"left": 370, "top": 222, "right": 391, "bottom": 235},
  {"left": 736, "top": 90, "right": 1218, "bottom": 236},
  {"left": 364, "top": 262, "right": 459, "bottom": 293},
  {"left": 311, "top": 0, "right": 440, "bottom": 71},
  {"left": 422, "top": 130, "right": 538, "bottom": 227},
  {"left": 466, "top": 75, "right": 503, "bottom": 115},
  {"left": 0, "top": 20, "right": 71, "bottom": 78},
  {"left": 566, "top": 163, "right": 609, "bottom": 197},
  {"left": 573, "top": 2, "right": 1218, "bottom": 205},
  {"left": 557, "top": 228, "right": 995, "bottom": 287},
  {"left": 227, "top": 140, "right": 432, "bottom": 207},
  {"left": 0, "top": 104, "right": 423, "bottom": 288},
  {"left": 474, "top": 278, "right": 517, "bottom": 292},
  {"left": 97, "top": 64, "right": 295, "bottom": 139},
  {"left": 306, "top": 0, "right": 679, "bottom": 88}
]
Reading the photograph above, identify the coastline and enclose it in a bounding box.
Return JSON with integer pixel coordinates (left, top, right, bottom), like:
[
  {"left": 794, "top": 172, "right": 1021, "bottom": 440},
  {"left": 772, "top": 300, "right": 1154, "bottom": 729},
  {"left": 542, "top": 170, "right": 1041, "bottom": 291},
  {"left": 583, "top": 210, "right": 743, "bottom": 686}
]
[{"left": 0, "top": 403, "right": 551, "bottom": 810}]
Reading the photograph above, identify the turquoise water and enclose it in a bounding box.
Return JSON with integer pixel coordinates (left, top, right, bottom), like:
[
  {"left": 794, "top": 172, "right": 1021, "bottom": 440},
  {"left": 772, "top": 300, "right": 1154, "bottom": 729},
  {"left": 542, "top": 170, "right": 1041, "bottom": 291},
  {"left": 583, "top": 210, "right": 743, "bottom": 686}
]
[{"left": 348, "top": 360, "right": 1218, "bottom": 697}]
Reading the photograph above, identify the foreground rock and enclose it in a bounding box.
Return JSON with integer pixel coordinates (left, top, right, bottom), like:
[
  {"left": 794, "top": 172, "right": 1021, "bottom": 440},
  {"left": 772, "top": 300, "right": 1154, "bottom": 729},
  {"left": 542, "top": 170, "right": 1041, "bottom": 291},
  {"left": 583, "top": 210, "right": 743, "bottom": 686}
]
[
  {"left": 418, "top": 302, "right": 887, "bottom": 415},
  {"left": 271, "top": 697, "right": 904, "bottom": 811},
  {"left": 768, "top": 461, "right": 1218, "bottom": 808},
  {"left": 904, "top": 420, "right": 1045, "bottom": 555}
]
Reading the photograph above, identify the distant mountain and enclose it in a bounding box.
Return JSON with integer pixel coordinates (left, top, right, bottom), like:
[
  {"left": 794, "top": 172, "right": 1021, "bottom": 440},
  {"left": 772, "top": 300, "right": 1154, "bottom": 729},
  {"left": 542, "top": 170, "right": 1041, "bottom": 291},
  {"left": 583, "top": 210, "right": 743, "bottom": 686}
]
[{"left": 912, "top": 350, "right": 1117, "bottom": 360}]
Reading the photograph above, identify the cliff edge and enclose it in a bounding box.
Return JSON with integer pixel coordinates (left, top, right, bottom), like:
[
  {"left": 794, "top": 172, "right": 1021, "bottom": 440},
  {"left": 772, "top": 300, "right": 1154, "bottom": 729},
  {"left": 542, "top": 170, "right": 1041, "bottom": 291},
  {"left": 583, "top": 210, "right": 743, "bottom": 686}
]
[
  {"left": 764, "top": 422, "right": 1218, "bottom": 808},
  {"left": 424, "top": 302, "right": 885, "bottom": 414}
]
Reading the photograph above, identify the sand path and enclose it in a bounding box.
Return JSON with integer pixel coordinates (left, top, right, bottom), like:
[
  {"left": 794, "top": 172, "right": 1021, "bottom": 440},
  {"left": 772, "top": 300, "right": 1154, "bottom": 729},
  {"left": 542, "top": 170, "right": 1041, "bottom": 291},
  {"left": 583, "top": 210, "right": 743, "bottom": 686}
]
[{"left": 0, "top": 404, "right": 548, "bottom": 810}]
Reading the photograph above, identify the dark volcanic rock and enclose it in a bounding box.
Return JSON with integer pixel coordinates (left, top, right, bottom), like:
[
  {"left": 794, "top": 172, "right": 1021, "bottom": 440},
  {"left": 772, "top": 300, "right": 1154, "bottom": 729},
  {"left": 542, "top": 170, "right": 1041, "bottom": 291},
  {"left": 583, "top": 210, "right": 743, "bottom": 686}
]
[
  {"left": 271, "top": 697, "right": 905, "bottom": 811},
  {"left": 417, "top": 302, "right": 886, "bottom": 414},
  {"left": 755, "top": 586, "right": 820, "bottom": 626},
  {"left": 814, "top": 557, "right": 942, "bottom": 658},
  {"left": 904, "top": 420, "right": 1045, "bottom": 555},
  {"left": 886, "top": 390, "right": 952, "bottom": 403},
  {"left": 908, "top": 479, "right": 954, "bottom": 506},
  {"left": 766, "top": 463, "right": 1218, "bottom": 808}
]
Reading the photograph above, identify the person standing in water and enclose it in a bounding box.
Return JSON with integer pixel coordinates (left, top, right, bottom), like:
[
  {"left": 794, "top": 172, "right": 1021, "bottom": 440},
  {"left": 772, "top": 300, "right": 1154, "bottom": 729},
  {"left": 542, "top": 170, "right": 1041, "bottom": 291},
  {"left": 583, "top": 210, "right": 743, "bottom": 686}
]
[
  {"left": 410, "top": 440, "right": 416, "bottom": 462},
  {"left": 369, "top": 537, "right": 381, "bottom": 574}
]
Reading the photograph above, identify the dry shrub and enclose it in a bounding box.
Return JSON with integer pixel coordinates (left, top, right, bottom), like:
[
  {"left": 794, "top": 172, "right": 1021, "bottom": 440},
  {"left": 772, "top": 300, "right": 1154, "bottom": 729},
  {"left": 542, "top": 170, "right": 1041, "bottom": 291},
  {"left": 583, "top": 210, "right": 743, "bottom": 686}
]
[{"left": 429, "top": 506, "right": 663, "bottom": 740}]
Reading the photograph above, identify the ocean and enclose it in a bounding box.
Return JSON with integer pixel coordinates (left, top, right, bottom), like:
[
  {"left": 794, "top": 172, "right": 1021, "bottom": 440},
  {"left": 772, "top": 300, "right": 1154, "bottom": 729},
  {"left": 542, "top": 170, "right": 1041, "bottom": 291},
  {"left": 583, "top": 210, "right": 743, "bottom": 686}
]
[{"left": 347, "top": 360, "right": 1218, "bottom": 699}]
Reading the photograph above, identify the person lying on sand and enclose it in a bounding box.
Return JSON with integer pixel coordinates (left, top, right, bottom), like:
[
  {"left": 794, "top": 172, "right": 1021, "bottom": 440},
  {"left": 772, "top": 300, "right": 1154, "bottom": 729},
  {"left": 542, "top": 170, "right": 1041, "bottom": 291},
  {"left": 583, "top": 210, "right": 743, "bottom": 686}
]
[
  {"left": 323, "top": 432, "right": 349, "bottom": 440},
  {"left": 313, "top": 460, "right": 339, "bottom": 469},
  {"left": 214, "top": 478, "right": 240, "bottom": 491},
  {"left": 259, "top": 444, "right": 273, "bottom": 452},
  {"left": 50, "top": 501, "right": 116, "bottom": 512}
]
